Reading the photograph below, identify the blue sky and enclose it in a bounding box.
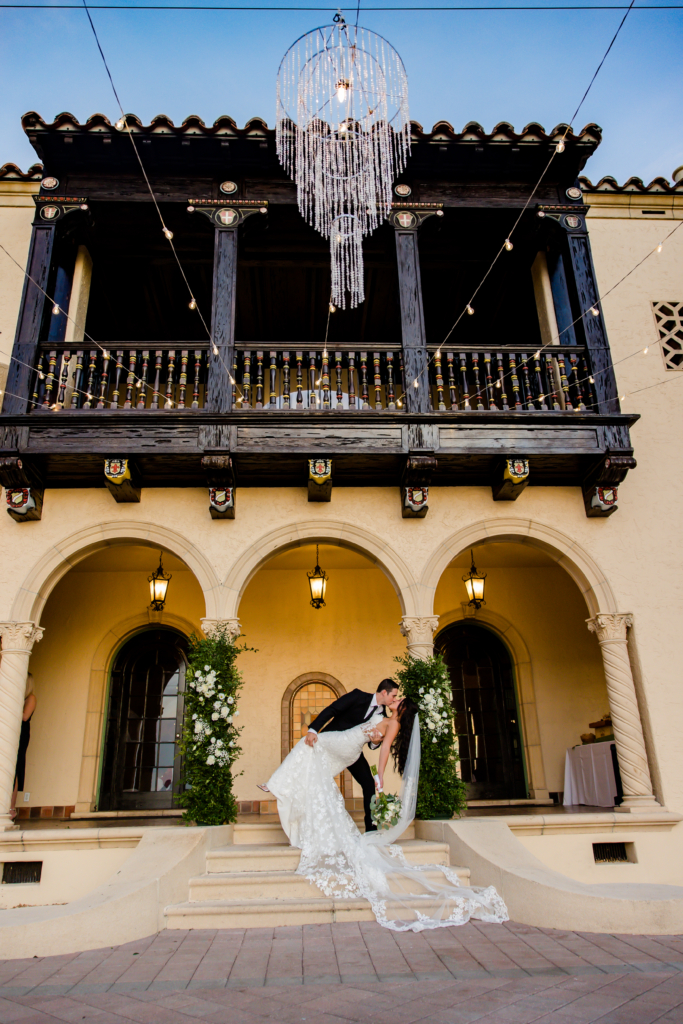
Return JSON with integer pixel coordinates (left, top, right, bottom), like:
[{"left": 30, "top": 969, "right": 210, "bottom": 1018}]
[{"left": 1, "top": 3, "right": 681, "bottom": 184}]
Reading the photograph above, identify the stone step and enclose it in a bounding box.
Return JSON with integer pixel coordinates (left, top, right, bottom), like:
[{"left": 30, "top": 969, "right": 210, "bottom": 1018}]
[
  {"left": 166, "top": 888, "right": 475, "bottom": 930},
  {"left": 189, "top": 863, "right": 468, "bottom": 902},
  {"left": 206, "top": 839, "right": 452, "bottom": 874},
  {"left": 232, "top": 822, "right": 415, "bottom": 845}
]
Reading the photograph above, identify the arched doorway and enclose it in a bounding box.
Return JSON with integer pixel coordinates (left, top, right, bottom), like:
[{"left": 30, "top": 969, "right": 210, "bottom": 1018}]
[
  {"left": 99, "top": 627, "right": 188, "bottom": 811},
  {"left": 437, "top": 622, "right": 527, "bottom": 801}
]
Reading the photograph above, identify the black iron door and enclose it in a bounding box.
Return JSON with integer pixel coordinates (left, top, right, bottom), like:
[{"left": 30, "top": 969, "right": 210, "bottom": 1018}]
[
  {"left": 100, "top": 628, "right": 188, "bottom": 811},
  {"left": 437, "top": 622, "right": 526, "bottom": 801}
]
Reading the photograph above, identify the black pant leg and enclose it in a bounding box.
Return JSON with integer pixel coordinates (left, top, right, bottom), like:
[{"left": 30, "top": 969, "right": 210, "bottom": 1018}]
[{"left": 347, "top": 753, "right": 377, "bottom": 832}]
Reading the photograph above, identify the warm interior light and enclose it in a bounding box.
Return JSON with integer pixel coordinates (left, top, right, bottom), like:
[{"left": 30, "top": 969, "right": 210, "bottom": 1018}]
[
  {"left": 148, "top": 551, "right": 172, "bottom": 611},
  {"left": 307, "top": 545, "right": 328, "bottom": 610},
  {"left": 462, "top": 549, "right": 486, "bottom": 610}
]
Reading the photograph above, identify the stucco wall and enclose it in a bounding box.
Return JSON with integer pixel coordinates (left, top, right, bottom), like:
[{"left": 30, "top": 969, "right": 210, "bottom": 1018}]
[{"left": 0, "top": 182, "right": 38, "bottom": 397}]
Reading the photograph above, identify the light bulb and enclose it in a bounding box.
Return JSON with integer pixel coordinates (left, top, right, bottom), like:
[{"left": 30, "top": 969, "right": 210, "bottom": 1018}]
[
  {"left": 620, "top": 394, "right": 626, "bottom": 402},
  {"left": 538, "top": 394, "right": 545, "bottom": 402},
  {"left": 495, "top": 380, "right": 501, "bottom": 388},
  {"left": 656, "top": 243, "right": 663, "bottom": 253},
  {"left": 413, "top": 379, "right": 419, "bottom": 389},
  {"left": 643, "top": 347, "right": 649, "bottom": 355},
  {"left": 163, "top": 227, "right": 173, "bottom": 240},
  {"left": 189, "top": 299, "right": 197, "bottom": 310},
  {"left": 397, "top": 399, "right": 402, "bottom": 408},
  {"left": 466, "top": 304, "right": 474, "bottom": 316},
  {"left": 533, "top": 351, "right": 541, "bottom": 360},
  {"left": 336, "top": 79, "right": 349, "bottom": 103},
  {"left": 590, "top": 307, "right": 599, "bottom": 316},
  {"left": 504, "top": 238, "right": 513, "bottom": 251},
  {"left": 589, "top": 376, "right": 594, "bottom": 384},
  {"left": 213, "top": 346, "right": 220, "bottom": 356},
  {"left": 556, "top": 139, "right": 565, "bottom": 153},
  {"left": 229, "top": 375, "right": 236, "bottom": 385},
  {"left": 329, "top": 303, "right": 336, "bottom": 313},
  {"left": 315, "top": 378, "right": 321, "bottom": 386},
  {"left": 187, "top": 205, "right": 195, "bottom": 213},
  {"left": 52, "top": 304, "right": 60, "bottom": 315},
  {"left": 339, "top": 124, "right": 348, "bottom": 134},
  {"left": 39, "top": 372, "right": 45, "bottom": 380},
  {"left": 136, "top": 379, "right": 142, "bottom": 388},
  {"left": 115, "top": 117, "right": 126, "bottom": 131}
]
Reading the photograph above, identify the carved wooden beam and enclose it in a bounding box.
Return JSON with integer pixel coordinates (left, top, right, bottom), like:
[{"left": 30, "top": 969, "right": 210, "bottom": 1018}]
[
  {"left": 202, "top": 454, "right": 236, "bottom": 519},
  {"left": 0, "top": 456, "right": 44, "bottom": 522},
  {"left": 492, "top": 458, "right": 530, "bottom": 501},
  {"left": 400, "top": 455, "right": 437, "bottom": 519},
  {"left": 582, "top": 452, "right": 636, "bottom": 518},
  {"left": 104, "top": 458, "right": 141, "bottom": 502},
  {"left": 308, "top": 458, "right": 333, "bottom": 502}
]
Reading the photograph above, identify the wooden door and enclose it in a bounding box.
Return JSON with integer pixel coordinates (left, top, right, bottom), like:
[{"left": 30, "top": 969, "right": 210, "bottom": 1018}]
[{"left": 99, "top": 628, "right": 187, "bottom": 811}]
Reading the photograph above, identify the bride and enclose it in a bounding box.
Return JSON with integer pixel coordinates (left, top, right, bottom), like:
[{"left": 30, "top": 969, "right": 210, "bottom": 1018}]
[{"left": 260, "top": 694, "right": 508, "bottom": 932}]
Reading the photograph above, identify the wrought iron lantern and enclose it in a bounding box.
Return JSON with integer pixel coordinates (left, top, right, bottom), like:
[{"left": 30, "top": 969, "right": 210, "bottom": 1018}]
[
  {"left": 462, "top": 550, "right": 486, "bottom": 609},
  {"left": 307, "top": 544, "right": 329, "bottom": 609},
  {"left": 148, "top": 551, "right": 172, "bottom": 610}
]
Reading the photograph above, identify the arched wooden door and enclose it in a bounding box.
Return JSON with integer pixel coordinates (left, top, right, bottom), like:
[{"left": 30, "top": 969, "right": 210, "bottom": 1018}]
[
  {"left": 288, "top": 679, "right": 347, "bottom": 795},
  {"left": 99, "top": 627, "right": 188, "bottom": 811},
  {"left": 436, "top": 622, "right": 527, "bottom": 801}
]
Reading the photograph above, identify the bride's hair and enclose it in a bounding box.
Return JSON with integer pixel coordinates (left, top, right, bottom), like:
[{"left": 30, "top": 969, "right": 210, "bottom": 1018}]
[{"left": 391, "top": 696, "right": 419, "bottom": 775}]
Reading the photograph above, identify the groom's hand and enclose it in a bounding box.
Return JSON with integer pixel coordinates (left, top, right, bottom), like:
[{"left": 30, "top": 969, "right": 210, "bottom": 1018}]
[
  {"left": 367, "top": 728, "right": 382, "bottom": 744},
  {"left": 304, "top": 731, "right": 317, "bottom": 747}
]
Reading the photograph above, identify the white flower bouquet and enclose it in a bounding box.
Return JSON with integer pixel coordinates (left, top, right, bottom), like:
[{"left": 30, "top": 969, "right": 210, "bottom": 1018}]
[{"left": 370, "top": 791, "right": 402, "bottom": 830}]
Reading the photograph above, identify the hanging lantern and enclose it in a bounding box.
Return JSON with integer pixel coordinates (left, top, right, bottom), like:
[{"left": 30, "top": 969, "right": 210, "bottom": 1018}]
[
  {"left": 307, "top": 544, "right": 329, "bottom": 609},
  {"left": 148, "top": 551, "right": 172, "bottom": 610},
  {"left": 462, "top": 550, "right": 486, "bottom": 609},
  {"left": 276, "top": 14, "right": 410, "bottom": 309}
]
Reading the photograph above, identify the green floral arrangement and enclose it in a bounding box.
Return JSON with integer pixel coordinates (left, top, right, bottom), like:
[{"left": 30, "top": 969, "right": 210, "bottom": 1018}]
[
  {"left": 393, "top": 651, "right": 467, "bottom": 820},
  {"left": 370, "top": 791, "right": 402, "bottom": 830},
  {"left": 178, "top": 624, "right": 252, "bottom": 826}
]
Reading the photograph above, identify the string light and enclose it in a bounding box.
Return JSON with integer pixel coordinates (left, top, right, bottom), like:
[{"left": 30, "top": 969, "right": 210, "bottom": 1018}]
[
  {"left": 413, "top": 379, "right": 419, "bottom": 388},
  {"left": 52, "top": 304, "right": 60, "bottom": 316},
  {"left": 329, "top": 303, "right": 336, "bottom": 313},
  {"left": 504, "top": 238, "right": 513, "bottom": 251},
  {"left": 656, "top": 243, "right": 663, "bottom": 253},
  {"left": 115, "top": 117, "right": 126, "bottom": 131},
  {"left": 590, "top": 307, "right": 600, "bottom": 316},
  {"left": 189, "top": 298, "right": 197, "bottom": 310},
  {"left": 213, "top": 345, "right": 220, "bottom": 356},
  {"left": 643, "top": 346, "right": 649, "bottom": 355},
  {"left": 466, "top": 304, "right": 475, "bottom": 316},
  {"left": 556, "top": 140, "right": 566, "bottom": 153},
  {"left": 162, "top": 227, "right": 173, "bottom": 240}
]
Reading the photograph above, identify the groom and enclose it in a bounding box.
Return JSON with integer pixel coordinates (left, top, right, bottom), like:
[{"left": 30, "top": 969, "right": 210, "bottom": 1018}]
[{"left": 305, "top": 679, "right": 399, "bottom": 832}]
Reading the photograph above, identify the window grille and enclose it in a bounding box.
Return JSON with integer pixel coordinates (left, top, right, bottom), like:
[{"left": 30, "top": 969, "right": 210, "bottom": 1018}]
[
  {"left": 2, "top": 861, "right": 42, "bottom": 884},
  {"left": 593, "top": 842, "right": 628, "bottom": 864},
  {"left": 651, "top": 301, "right": 683, "bottom": 370}
]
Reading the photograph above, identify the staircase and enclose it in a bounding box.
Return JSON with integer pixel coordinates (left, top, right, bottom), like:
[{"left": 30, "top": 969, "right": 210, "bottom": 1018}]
[{"left": 165, "top": 821, "right": 470, "bottom": 929}]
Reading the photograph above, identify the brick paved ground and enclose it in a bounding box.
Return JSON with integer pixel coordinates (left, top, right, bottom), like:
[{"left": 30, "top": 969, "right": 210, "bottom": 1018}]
[{"left": 1, "top": 922, "right": 683, "bottom": 1023}]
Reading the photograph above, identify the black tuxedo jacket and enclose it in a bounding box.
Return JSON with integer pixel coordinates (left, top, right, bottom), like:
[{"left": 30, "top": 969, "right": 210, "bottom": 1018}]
[{"left": 308, "top": 688, "right": 386, "bottom": 737}]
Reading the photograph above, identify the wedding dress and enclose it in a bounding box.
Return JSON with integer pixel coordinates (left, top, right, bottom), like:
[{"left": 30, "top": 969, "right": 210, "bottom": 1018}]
[{"left": 265, "top": 712, "right": 508, "bottom": 932}]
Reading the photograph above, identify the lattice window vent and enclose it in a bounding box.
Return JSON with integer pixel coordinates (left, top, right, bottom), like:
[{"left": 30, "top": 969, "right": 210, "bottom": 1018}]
[
  {"left": 652, "top": 301, "right": 683, "bottom": 370},
  {"left": 1, "top": 861, "right": 42, "bottom": 884},
  {"left": 593, "top": 842, "right": 635, "bottom": 864}
]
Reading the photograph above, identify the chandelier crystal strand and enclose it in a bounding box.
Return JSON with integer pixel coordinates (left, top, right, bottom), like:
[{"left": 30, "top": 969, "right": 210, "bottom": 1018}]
[{"left": 277, "top": 19, "right": 410, "bottom": 308}]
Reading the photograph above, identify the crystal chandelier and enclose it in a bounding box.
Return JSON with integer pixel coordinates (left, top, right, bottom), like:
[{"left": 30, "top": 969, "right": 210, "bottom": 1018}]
[{"left": 276, "top": 14, "right": 410, "bottom": 309}]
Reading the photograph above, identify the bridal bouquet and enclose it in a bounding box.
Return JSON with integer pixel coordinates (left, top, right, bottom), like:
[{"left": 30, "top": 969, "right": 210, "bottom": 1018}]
[{"left": 370, "top": 791, "right": 402, "bottom": 831}]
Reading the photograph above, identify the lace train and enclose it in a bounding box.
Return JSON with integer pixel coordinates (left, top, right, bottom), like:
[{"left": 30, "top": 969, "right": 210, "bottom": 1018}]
[{"left": 265, "top": 715, "right": 508, "bottom": 932}]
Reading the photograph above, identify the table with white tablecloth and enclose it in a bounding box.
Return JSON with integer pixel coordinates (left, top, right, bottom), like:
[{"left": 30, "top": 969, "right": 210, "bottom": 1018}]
[{"left": 563, "top": 741, "right": 618, "bottom": 807}]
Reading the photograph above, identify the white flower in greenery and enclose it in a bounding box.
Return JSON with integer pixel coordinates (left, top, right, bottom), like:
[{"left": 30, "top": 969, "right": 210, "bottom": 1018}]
[
  {"left": 432, "top": 737, "right": 438, "bottom": 744},
  {"left": 192, "top": 713, "right": 197, "bottom": 720},
  {"left": 227, "top": 696, "right": 234, "bottom": 704},
  {"left": 442, "top": 712, "right": 448, "bottom": 718},
  {"left": 216, "top": 740, "right": 223, "bottom": 748},
  {"left": 206, "top": 754, "right": 216, "bottom": 765},
  {"left": 220, "top": 707, "right": 228, "bottom": 718},
  {"left": 204, "top": 665, "right": 210, "bottom": 671},
  {"left": 229, "top": 740, "right": 235, "bottom": 747},
  {"left": 427, "top": 721, "right": 435, "bottom": 730},
  {"left": 218, "top": 692, "right": 225, "bottom": 699},
  {"left": 211, "top": 712, "right": 219, "bottom": 721},
  {"left": 226, "top": 716, "right": 233, "bottom": 724}
]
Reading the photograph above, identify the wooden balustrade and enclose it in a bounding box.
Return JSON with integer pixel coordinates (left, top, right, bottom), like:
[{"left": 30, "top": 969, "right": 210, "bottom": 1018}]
[
  {"left": 431, "top": 347, "right": 596, "bottom": 412},
  {"left": 30, "top": 342, "right": 596, "bottom": 415},
  {"left": 30, "top": 345, "right": 209, "bottom": 411},
  {"left": 231, "top": 348, "right": 405, "bottom": 410}
]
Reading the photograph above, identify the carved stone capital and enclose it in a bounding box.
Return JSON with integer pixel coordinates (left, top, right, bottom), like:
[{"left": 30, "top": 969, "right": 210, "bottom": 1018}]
[
  {"left": 399, "top": 616, "right": 440, "bottom": 657},
  {"left": 586, "top": 613, "right": 633, "bottom": 644},
  {"left": 200, "top": 618, "right": 241, "bottom": 641},
  {"left": 0, "top": 622, "right": 44, "bottom": 653}
]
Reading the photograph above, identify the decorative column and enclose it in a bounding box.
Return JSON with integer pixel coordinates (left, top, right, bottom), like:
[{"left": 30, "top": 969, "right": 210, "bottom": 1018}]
[
  {"left": 399, "top": 616, "right": 440, "bottom": 661},
  {"left": 0, "top": 622, "right": 44, "bottom": 829},
  {"left": 586, "top": 613, "right": 659, "bottom": 811},
  {"left": 389, "top": 203, "right": 442, "bottom": 415},
  {"left": 200, "top": 618, "right": 241, "bottom": 641}
]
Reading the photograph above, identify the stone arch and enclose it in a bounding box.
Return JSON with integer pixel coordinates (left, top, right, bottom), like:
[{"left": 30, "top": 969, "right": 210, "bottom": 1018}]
[
  {"left": 434, "top": 608, "right": 548, "bottom": 800},
  {"left": 75, "top": 611, "right": 199, "bottom": 813},
  {"left": 223, "top": 520, "right": 420, "bottom": 619},
  {"left": 419, "top": 517, "right": 617, "bottom": 619},
  {"left": 280, "top": 671, "right": 346, "bottom": 762},
  {"left": 11, "top": 520, "right": 223, "bottom": 624}
]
